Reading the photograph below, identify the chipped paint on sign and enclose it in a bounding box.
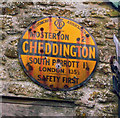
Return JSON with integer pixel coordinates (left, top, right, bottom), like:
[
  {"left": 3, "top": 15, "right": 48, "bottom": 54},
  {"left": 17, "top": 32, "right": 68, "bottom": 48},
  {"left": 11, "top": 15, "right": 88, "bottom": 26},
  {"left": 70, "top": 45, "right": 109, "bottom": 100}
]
[{"left": 18, "top": 16, "right": 99, "bottom": 91}]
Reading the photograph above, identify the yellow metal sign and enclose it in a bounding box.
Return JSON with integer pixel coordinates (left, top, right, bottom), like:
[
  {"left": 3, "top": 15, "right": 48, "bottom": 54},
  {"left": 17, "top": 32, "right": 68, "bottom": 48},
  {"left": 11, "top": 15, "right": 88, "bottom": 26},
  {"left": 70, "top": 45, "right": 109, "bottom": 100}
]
[{"left": 18, "top": 16, "right": 99, "bottom": 91}]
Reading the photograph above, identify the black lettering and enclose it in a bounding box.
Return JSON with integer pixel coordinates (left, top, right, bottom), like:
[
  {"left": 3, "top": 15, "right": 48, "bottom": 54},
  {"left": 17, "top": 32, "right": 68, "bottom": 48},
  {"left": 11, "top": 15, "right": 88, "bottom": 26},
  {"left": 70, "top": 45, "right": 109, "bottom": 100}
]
[
  {"left": 63, "top": 77, "right": 66, "bottom": 83},
  {"left": 45, "top": 32, "right": 48, "bottom": 38},
  {"left": 33, "top": 58, "right": 37, "bottom": 64},
  {"left": 49, "top": 33, "right": 52, "bottom": 39},
  {"left": 39, "top": 67, "right": 42, "bottom": 71},
  {"left": 61, "top": 69, "right": 64, "bottom": 73},
  {"left": 60, "top": 34, "right": 64, "bottom": 40},
  {"left": 68, "top": 61, "right": 71, "bottom": 67},
  {"left": 68, "top": 78, "right": 71, "bottom": 83},
  {"left": 53, "top": 76, "right": 56, "bottom": 82},
  {"left": 61, "top": 60, "right": 63, "bottom": 66},
  {"left": 43, "top": 75, "right": 48, "bottom": 81},
  {"left": 29, "top": 57, "right": 32, "bottom": 64},
  {"left": 41, "top": 32, "right": 44, "bottom": 38},
  {"left": 30, "top": 32, "right": 35, "bottom": 37},
  {"left": 62, "top": 77, "right": 79, "bottom": 84},
  {"left": 76, "top": 61, "right": 79, "bottom": 68},
  {"left": 82, "top": 36, "right": 86, "bottom": 42},
  {"left": 72, "top": 61, "right": 75, "bottom": 67},
  {"left": 64, "top": 60, "right": 67, "bottom": 66},
  {"left": 45, "top": 59, "right": 50, "bottom": 65},
  {"left": 65, "top": 35, "right": 69, "bottom": 40},
  {"left": 71, "top": 78, "right": 75, "bottom": 83},
  {"left": 75, "top": 78, "right": 79, "bottom": 84},
  {"left": 52, "top": 68, "right": 55, "bottom": 72},
  {"left": 52, "top": 59, "right": 56, "bottom": 65},
  {"left": 57, "top": 77, "right": 60, "bottom": 82},
  {"left": 38, "top": 75, "right": 42, "bottom": 80},
  {"left": 38, "top": 58, "right": 42, "bottom": 64},
  {"left": 36, "top": 32, "right": 40, "bottom": 38},
  {"left": 43, "top": 67, "right": 46, "bottom": 72},
  {"left": 49, "top": 76, "right": 52, "bottom": 82},
  {"left": 47, "top": 67, "right": 51, "bottom": 72},
  {"left": 74, "top": 70, "right": 77, "bottom": 74},
  {"left": 53, "top": 33, "right": 57, "bottom": 39}
]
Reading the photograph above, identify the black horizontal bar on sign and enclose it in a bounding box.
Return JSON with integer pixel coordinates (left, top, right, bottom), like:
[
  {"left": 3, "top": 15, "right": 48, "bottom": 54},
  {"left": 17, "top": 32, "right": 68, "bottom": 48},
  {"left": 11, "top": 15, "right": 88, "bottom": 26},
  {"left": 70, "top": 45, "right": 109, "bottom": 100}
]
[{"left": 1, "top": 95, "right": 75, "bottom": 108}]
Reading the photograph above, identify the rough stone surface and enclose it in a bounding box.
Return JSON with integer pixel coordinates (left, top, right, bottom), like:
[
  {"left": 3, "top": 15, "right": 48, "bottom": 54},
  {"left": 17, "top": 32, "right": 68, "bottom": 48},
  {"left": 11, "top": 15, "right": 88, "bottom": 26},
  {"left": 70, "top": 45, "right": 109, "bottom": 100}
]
[
  {"left": 0, "top": 1, "right": 119, "bottom": 117},
  {"left": 5, "top": 46, "right": 18, "bottom": 58}
]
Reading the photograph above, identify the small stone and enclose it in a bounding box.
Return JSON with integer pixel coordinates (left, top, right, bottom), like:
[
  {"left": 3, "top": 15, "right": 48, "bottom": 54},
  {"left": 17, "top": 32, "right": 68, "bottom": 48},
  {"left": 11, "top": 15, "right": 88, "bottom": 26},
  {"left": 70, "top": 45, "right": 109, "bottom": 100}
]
[
  {"left": 105, "top": 34, "right": 113, "bottom": 39},
  {"left": 96, "top": 39, "right": 106, "bottom": 46},
  {"left": 44, "top": 91, "right": 52, "bottom": 95},
  {"left": 83, "top": 2, "right": 89, "bottom": 4},
  {"left": 9, "top": 9, "right": 19, "bottom": 16},
  {"left": 75, "top": 107, "right": 88, "bottom": 116},
  {"left": 2, "top": 7, "right": 19, "bottom": 16},
  {"left": 25, "top": 2, "right": 34, "bottom": 5},
  {"left": 88, "top": 91, "right": 100, "bottom": 100},
  {"left": 8, "top": 82, "right": 43, "bottom": 97},
  {"left": 84, "top": 18, "right": 91, "bottom": 23},
  {"left": 6, "top": 29, "right": 21, "bottom": 35},
  {"left": 75, "top": 100, "right": 95, "bottom": 108},
  {"left": 92, "top": 31, "right": 102, "bottom": 38},
  {"left": 32, "top": 13, "right": 43, "bottom": 18},
  {"left": 0, "top": 32, "right": 6, "bottom": 40},
  {"left": 99, "top": 104, "right": 118, "bottom": 115},
  {"left": 1, "top": 17, "right": 13, "bottom": 29},
  {"left": 58, "top": 3, "right": 66, "bottom": 7},
  {"left": 94, "top": 1, "right": 104, "bottom": 5},
  {"left": 15, "top": 2, "right": 27, "bottom": 9},
  {"left": 97, "top": 91, "right": 117, "bottom": 103},
  {"left": 5, "top": 60, "right": 29, "bottom": 81},
  {"left": 91, "top": 14, "right": 105, "bottom": 19},
  {"left": 88, "top": 21, "right": 97, "bottom": 27},
  {"left": 0, "top": 54, "right": 7, "bottom": 65},
  {"left": 105, "top": 21, "right": 116, "bottom": 29},
  {"left": 48, "top": 2, "right": 58, "bottom": 6},
  {"left": 97, "top": 63, "right": 111, "bottom": 74},
  {"left": 36, "top": 2, "right": 48, "bottom": 6},
  {"left": 91, "top": 11, "right": 96, "bottom": 15},
  {"left": 18, "top": 16, "right": 32, "bottom": 28},
  {"left": 0, "top": 20, "right": 5, "bottom": 29},
  {"left": 106, "top": 10, "right": 120, "bottom": 17},
  {"left": 5, "top": 46, "right": 18, "bottom": 58},
  {"left": 0, "top": 66, "right": 7, "bottom": 80},
  {"left": 99, "top": 46, "right": 116, "bottom": 63}
]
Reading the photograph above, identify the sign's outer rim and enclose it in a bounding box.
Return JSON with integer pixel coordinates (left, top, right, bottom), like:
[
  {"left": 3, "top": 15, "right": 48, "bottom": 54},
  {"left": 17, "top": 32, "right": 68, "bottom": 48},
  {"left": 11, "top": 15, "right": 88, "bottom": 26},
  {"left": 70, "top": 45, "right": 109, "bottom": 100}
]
[{"left": 18, "top": 16, "right": 99, "bottom": 91}]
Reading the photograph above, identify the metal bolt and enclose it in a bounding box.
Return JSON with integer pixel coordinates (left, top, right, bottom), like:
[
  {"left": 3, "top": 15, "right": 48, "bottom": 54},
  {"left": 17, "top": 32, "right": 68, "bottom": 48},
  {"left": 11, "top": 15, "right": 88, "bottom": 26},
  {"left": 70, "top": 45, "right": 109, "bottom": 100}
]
[
  {"left": 40, "top": 49, "right": 44, "bottom": 53},
  {"left": 40, "top": 27, "right": 44, "bottom": 31},
  {"left": 44, "top": 56, "right": 47, "bottom": 59},
  {"left": 86, "top": 34, "right": 89, "bottom": 37},
  {"left": 77, "top": 38, "right": 80, "bottom": 41}
]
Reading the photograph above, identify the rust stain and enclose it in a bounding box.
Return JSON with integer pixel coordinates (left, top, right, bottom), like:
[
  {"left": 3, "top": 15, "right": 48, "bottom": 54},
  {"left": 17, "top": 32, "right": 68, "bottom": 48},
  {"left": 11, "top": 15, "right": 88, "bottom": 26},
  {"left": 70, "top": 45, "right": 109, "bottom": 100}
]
[{"left": 19, "top": 16, "right": 98, "bottom": 91}]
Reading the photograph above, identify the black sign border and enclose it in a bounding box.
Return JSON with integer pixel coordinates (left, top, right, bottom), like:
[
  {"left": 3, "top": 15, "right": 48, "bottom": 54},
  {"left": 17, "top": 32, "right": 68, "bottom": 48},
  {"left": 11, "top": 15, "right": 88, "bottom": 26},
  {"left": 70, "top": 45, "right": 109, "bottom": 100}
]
[{"left": 18, "top": 16, "right": 99, "bottom": 91}]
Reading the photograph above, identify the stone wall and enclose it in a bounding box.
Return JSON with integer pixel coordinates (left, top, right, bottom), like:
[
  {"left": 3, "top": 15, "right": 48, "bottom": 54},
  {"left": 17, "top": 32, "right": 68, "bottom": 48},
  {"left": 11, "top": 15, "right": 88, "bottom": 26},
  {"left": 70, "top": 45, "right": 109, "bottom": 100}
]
[{"left": 0, "top": 0, "right": 120, "bottom": 117}]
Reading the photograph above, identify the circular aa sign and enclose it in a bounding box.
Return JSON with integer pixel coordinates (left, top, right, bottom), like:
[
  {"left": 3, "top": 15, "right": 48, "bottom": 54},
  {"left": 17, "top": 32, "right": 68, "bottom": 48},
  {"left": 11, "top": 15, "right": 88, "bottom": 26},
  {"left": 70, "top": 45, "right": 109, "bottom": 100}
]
[{"left": 18, "top": 16, "right": 99, "bottom": 91}]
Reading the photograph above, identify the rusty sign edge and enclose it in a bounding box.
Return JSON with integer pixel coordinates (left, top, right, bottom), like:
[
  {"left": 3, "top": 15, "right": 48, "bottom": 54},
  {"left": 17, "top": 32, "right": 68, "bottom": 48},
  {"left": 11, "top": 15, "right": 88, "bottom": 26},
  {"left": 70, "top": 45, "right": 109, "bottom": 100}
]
[{"left": 18, "top": 16, "right": 99, "bottom": 91}]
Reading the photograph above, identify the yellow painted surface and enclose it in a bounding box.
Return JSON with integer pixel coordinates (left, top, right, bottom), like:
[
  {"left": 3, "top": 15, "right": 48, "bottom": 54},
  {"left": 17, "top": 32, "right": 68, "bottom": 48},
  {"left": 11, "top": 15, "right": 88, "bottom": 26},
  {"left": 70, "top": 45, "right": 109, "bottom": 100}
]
[{"left": 20, "top": 17, "right": 98, "bottom": 90}]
